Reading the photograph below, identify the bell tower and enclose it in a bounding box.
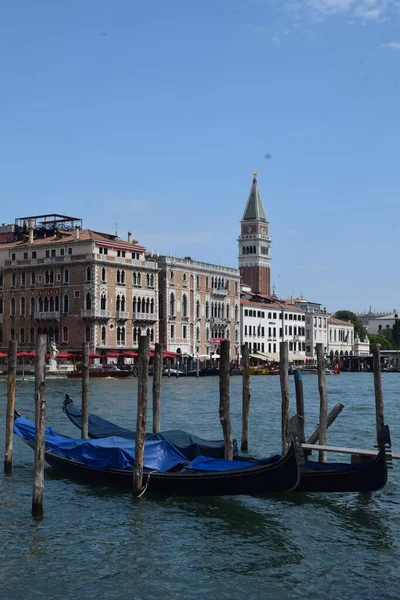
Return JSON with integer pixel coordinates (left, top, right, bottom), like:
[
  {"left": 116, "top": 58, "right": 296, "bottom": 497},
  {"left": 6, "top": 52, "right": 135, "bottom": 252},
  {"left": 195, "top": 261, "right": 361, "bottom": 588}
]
[{"left": 238, "top": 173, "right": 271, "bottom": 296}]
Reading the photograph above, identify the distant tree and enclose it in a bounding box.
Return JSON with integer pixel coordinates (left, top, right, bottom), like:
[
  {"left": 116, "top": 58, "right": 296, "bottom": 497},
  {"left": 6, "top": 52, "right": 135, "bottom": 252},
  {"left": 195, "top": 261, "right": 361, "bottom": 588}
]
[
  {"left": 378, "top": 328, "right": 393, "bottom": 344},
  {"left": 392, "top": 319, "right": 400, "bottom": 349},
  {"left": 368, "top": 334, "right": 392, "bottom": 350},
  {"left": 334, "top": 310, "right": 368, "bottom": 341}
]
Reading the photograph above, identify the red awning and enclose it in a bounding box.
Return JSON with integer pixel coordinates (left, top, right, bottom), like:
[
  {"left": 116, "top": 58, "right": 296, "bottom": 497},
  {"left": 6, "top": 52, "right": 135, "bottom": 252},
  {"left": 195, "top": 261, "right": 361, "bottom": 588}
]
[
  {"left": 122, "top": 352, "right": 138, "bottom": 358},
  {"left": 0, "top": 352, "right": 8, "bottom": 358},
  {"left": 57, "top": 353, "right": 75, "bottom": 359},
  {"left": 104, "top": 352, "right": 122, "bottom": 358},
  {"left": 89, "top": 353, "right": 102, "bottom": 359},
  {"left": 17, "top": 351, "right": 36, "bottom": 357}
]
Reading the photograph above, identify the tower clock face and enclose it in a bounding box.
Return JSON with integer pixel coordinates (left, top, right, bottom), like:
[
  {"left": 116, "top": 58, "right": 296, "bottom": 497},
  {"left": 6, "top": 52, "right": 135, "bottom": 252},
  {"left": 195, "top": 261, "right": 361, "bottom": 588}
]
[
  {"left": 247, "top": 225, "right": 252, "bottom": 233},
  {"left": 261, "top": 227, "right": 266, "bottom": 234}
]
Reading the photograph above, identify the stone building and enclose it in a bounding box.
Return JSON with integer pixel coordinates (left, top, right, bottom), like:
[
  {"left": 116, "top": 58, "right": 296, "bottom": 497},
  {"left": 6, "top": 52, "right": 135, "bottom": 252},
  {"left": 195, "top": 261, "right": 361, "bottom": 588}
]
[
  {"left": 150, "top": 255, "right": 240, "bottom": 360},
  {"left": 327, "top": 317, "right": 354, "bottom": 359},
  {"left": 0, "top": 214, "right": 158, "bottom": 353},
  {"left": 285, "top": 297, "right": 328, "bottom": 360}
]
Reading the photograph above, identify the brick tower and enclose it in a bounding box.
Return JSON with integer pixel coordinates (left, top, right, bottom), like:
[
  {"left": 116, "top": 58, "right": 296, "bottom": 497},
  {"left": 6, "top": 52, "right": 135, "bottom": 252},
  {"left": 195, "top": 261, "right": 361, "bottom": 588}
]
[{"left": 238, "top": 173, "right": 271, "bottom": 296}]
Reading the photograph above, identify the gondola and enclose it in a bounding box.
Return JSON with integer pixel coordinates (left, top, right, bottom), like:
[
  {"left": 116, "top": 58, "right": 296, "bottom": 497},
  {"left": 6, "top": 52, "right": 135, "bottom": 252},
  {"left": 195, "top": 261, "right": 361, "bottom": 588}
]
[
  {"left": 63, "top": 397, "right": 392, "bottom": 493},
  {"left": 14, "top": 415, "right": 300, "bottom": 496}
]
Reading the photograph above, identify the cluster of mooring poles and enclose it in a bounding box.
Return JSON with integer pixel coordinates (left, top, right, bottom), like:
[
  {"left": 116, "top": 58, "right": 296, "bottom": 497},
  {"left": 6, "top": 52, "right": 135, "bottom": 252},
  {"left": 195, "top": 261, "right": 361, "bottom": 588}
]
[{"left": 3, "top": 334, "right": 396, "bottom": 514}]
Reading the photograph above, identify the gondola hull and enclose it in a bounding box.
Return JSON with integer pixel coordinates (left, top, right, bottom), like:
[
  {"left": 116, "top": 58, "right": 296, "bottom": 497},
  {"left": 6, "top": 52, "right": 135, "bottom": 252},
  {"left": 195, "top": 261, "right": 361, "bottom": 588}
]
[
  {"left": 63, "top": 398, "right": 391, "bottom": 494},
  {"left": 42, "top": 444, "right": 300, "bottom": 496}
]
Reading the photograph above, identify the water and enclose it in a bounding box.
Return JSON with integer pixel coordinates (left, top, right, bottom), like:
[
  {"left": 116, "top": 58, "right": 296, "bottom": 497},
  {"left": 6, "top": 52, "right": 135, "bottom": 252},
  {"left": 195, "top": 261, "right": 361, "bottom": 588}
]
[{"left": 0, "top": 373, "right": 399, "bottom": 600}]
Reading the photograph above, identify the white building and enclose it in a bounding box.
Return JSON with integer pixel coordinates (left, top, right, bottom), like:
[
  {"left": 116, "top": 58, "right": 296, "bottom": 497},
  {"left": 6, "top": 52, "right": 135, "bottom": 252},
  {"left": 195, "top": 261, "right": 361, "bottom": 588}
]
[
  {"left": 354, "top": 335, "right": 370, "bottom": 357},
  {"left": 285, "top": 298, "right": 328, "bottom": 360},
  {"left": 241, "top": 298, "right": 306, "bottom": 363},
  {"left": 366, "top": 312, "right": 398, "bottom": 334},
  {"left": 327, "top": 317, "right": 354, "bottom": 359}
]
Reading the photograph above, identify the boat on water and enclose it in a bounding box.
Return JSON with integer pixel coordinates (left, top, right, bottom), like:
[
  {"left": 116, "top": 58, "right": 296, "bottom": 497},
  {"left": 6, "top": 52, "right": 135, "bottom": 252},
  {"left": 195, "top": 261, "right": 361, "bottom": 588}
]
[
  {"left": 248, "top": 366, "right": 280, "bottom": 376},
  {"left": 300, "top": 366, "right": 336, "bottom": 375},
  {"left": 14, "top": 414, "right": 299, "bottom": 496},
  {"left": 63, "top": 398, "right": 391, "bottom": 494},
  {"left": 67, "top": 365, "right": 132, "bottom": 379}
]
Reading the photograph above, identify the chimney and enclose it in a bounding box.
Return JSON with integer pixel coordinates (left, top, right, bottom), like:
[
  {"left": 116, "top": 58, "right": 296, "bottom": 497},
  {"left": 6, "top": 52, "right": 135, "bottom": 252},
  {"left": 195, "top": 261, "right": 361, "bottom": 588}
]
[
  {"left": 128, "top": 231, "right": 132, "bottom": 243},
  {"left": 28, "top": 218, "right": 35, "bottom": 244},
  {"left": 74, "top": 225, "right": 80, "bottom": 240}
]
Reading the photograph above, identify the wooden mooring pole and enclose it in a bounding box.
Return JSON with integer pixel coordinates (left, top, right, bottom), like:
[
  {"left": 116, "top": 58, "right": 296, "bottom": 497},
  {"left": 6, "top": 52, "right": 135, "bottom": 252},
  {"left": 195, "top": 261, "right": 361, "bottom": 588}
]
[
  {"left": 4, "top": 340, "right": 17, "bottom": 474},
  {"left": 280, "top": 342, "right": 290, "bottom": 455},
  {"left": 32, "top": 334, "right": 46, "bottom": 518},
  {"left": 294, "top": 368, "right": 305, "bottom": 445},
  {"left": 371, "top": 343, "right": 384, "bottom": 438},
  {"left": 316, "top": 343, "right": 328, "bottom": 463},
  {"left": 241, "top": 344, "right": 251, "bottom": 452},
  {"left": 152, "top": 342, "right": 163, "bottom": 433},
  {"left": 306, "top": 402, "right": 344, "bottom": 446},
  {"left": 133, "top": 335, "right": 150, "bottom": 498},
  {"left": 219, "top": 340, "right": 233, "bottom": 460},
  {"left": 81, "top": 342, "right": 90, "bottom": 439}
]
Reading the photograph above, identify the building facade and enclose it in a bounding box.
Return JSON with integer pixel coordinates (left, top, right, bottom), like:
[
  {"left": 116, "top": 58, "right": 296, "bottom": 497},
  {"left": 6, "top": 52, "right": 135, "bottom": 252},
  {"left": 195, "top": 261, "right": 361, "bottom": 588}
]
[
  {"left": 285, "top": 298, "right": 328, "bottom": 359},
  {"left": 327, "top": 317, "right": 354, "bottom": 359},
  {"left": 241, "top": 296, "right": 306, "bottom": 362},
  {"left": 0, "top": 215, "right": 158, "bottom": 353},
  {"left": 151, "top": 255, "right": 240, "bottom": 360},
  {"left": 238, "top": 174, "right": 271, "bottom": 297}
]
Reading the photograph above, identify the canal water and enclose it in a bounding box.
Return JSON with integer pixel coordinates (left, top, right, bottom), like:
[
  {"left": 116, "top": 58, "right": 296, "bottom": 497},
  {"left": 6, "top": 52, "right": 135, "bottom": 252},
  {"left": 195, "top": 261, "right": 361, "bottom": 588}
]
[{"left": 0, "top": 373, "right": 399, "bottom": 600}]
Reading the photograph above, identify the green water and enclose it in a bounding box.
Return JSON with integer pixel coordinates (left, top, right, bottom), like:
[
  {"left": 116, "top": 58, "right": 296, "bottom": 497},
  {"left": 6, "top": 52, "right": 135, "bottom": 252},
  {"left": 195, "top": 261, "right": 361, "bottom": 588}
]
[{"left": 0, "top": 373, "right": 399, "bottom": 599}]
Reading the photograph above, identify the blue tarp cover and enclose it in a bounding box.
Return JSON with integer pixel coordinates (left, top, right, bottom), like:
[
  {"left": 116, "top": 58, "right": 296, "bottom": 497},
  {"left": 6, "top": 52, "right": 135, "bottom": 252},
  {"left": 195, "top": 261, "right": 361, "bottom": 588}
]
[
  {"left": 14, "top": 416, "right": 188, "bottom": 472},
  {"left": 186, "top": 454, "right": 281, "bottom": 472}
]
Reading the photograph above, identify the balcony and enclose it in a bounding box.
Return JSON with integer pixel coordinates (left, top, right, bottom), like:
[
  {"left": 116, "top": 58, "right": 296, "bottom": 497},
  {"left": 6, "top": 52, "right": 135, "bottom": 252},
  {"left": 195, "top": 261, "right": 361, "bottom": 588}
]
[
  {"left": 211, "top": 288, "right": 228, "bottom": 297},
  {"left": 34, "top": 311, "right": 60, "bottom": 321},
  {"left": 210, "top": 317, "right": 230, "bottom": 325},
  {"left": 81, "top": 309, "right": 113, "bottom": 319},
  {"left": 116, "top": 310, "right": 130, "bottom": 321},
  {"left": 132, "top": 311, "right": 157, "bottom": 322}
]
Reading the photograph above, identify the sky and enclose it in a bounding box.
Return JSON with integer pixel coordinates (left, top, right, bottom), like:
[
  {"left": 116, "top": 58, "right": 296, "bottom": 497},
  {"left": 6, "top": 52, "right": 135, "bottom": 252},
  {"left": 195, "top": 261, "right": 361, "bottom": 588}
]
[{"left": 1, "top": 0, "right": 400, "bottom": 313}]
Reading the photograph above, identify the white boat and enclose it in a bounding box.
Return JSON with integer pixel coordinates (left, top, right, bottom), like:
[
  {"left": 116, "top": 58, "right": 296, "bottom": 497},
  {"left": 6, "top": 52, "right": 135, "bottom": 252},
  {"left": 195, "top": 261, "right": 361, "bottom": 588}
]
[{"left": 301, "top": 366, "right": 334, "bottom": 375}]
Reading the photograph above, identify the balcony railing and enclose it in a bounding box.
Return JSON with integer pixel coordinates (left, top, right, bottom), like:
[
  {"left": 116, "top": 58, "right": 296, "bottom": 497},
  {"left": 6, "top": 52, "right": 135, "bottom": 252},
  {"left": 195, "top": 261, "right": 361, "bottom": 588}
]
[
  {"left": 116, "top": 311, "right": 130, "bottom": 320},
  {"left": 132, "top": 311, "right": 157, "bottom": 322},
  {"left": 211, "top": 288, "right": 228, "bottom": 297},
  {"left": 81, "top": 309, "right": 113, "bottom": 319},
  {"left": 34, "top": 311, "right": 60, "bottom": 320},
  {"left": 210, "top": 317, "right": 230, "bottom": 325}
]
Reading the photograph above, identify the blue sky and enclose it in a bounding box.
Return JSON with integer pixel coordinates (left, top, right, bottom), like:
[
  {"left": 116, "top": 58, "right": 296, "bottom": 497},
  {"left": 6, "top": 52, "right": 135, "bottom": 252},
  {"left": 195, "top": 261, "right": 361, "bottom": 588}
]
[{"left": 1, "top": 0, "right": 399, "bottom": 313}]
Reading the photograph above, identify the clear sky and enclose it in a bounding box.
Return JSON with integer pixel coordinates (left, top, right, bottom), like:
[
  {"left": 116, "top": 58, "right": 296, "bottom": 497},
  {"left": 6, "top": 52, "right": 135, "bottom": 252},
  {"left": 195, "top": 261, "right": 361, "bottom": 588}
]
[{"left": 1, "top": 1, "right": 399, "bottom": 313}]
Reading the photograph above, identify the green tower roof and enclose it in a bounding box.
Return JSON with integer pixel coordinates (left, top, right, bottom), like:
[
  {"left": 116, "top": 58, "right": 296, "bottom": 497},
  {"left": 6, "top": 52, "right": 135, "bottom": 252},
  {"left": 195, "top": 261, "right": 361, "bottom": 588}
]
[{"left": 242, "top": 174, "right": 267, "bottom": 222}]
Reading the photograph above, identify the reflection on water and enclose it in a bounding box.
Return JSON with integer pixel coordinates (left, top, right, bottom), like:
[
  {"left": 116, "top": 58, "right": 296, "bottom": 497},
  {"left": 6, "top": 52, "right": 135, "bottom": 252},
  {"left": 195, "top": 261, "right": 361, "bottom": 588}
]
[{"left": 0, "top": 373, "right": 399, "bottom": 600}]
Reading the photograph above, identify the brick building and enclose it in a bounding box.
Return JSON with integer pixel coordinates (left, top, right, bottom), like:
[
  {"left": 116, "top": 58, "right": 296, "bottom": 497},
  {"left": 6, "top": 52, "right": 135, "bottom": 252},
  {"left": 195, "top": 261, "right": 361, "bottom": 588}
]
[
  {"left": 149, "top": 255, "right": 240, "bottom": 360},
  {"left": 0, "top": 214, "right": 158, "bottom": 353}
]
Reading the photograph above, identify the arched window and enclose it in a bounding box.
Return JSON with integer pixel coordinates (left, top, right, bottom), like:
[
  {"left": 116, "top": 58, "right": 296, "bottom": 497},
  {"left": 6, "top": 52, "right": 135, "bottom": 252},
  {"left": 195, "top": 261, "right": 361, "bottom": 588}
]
[
  {"left": 150, "top": 274, "right": 154, "bottom": 287},
  {"left": 211, "top": 277, "right": 214, "bottom": 288},
  {"left": 211, "top": 302, "right": 214, "bottom": 318},
  {"left": 170, "top": 293, "right": 175, "bottom": 316},
  {"left": 226, "top": 304, "right": 230, "bottom": 319},
  {"left": 101, "top": 294, "right": 106, "bottom": 310},
  {"left": 55, "top": 296, "right": 59, "bottom": 311},
  {"left": 132, "top": 296, "right": 137, "bottom": 313},
  {"left": 116, "top": 270, "right": 121, "bottom": 284},
  {"left": 10, "top": 328, "right": 15, "bottom": 341},
  {"left": 30, "top": 328, "right": 35, "bottom": 344},
  {"left": 63, "top": 294, "right": 69, "bottom": 313},
  {"left": 121, "top": 327, "right": 125, "bottom": 343},
  {"left": 137, "top": 297, "right": 142, "bottom": 313},
  {"left": 38, "top": 297, "right": 43, "bottom": 312},
  {"left": 121, "top": 270, "right": 125, "bottom": 284},
  {"left": 101, "top": 326, "right": 106, "bottom": 345},
  {"left": 85, "top": 326, "right": 91, "bottom": 342},
  {"left": 146, "top": 328, "right": 150, "bottom": 337},
  {"left": 49, "top": 296, "right": 54, "bottom": 311},
  {"left": 11, "top": 272, "right": 16, "bottom": 287},
  {"left": 146, "top": 274, "right": 150, "bottom": 287},
  {"left": 45, "top": 271, "right": 49, "bottom": 284},
  {"left": 206, "top": 301, "right": 209, "bottom": 319},
  {"left": 63, "top": 326, "right": 68, "bottom": 342},
  {"left": 101, "top": 267, "right": 106, "bottom": 282},
  {"left": 133, "top": 272, "right": 137, "bottom": 286},
  {"left": 196, "top": 299, "right": 200, "bottom": 319},
  {"left": 116, "top": 294, "right": 121, "bottom": 311},
  {"left": 235, "top": 305, "right": 238, "bottom": 322},
  {"left": 137, "top": 272, "right": 141, "bottom": 286},
  {"left": 133, "top": 328, "right": 137, "bottom": 343},
  {"left": 50, "top": 270, "right": 54, "bottom": 284},
  {"left": 242, "top": 247, "right": 245, "bottom": 255},
  {"left": 86, "top": 293, "right": 91, "bottom": 310},
  {"left": 151, "top": 329, "right": 154, "bottom": 343},
  {"left": 117, "top": 327, "right": 121, "bottom": 343},
  {"left": 182, "top": 294, "right": 188, "bottom": 317},
  {"left": 21, "top": 272, "right": 26, "bottom": 287},
  {"left": 196, "top": 327, "right": 200, "bottom": 341},
  {"left": 150, "top": 298, "right": 154, "bottom": 314},
  {"left": 21, "top": 297, "right": 26, "bottom": 315},
  {"left": 20, "top": 328, "right": 25, "bottom": 344},
  {"left": 64, "top": 268, "right": 69, "bottom": 284},
  {"left": 121, "top": 295, "right": 125, "bottom": 311},
  {"left": 31, "top": 271, "right": 36, "bottom": 285},
  {"left": 11, "top": 297, "right": 16, "bottom": 316},
  {"left": 146, "top": 298, "right": 150, "bottom": 313},
  {"left": 86, "top": 267, "right": 91, "bottom": 282},
  {"left": 44, "top": 297, "right": 49, "bottom": 312},
  {"left": 253, "top": 246, "right": 256, "bottom": 254}
]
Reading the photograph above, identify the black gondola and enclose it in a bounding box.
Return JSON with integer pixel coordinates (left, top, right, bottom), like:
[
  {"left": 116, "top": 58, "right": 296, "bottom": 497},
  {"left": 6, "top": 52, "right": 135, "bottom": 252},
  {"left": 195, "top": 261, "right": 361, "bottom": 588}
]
[
  {"left": 63, "top": 396, "right": 392, "bottom": 494},
  {"left": 14, "top": 414, "right": 300, "bottom": 496}
]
